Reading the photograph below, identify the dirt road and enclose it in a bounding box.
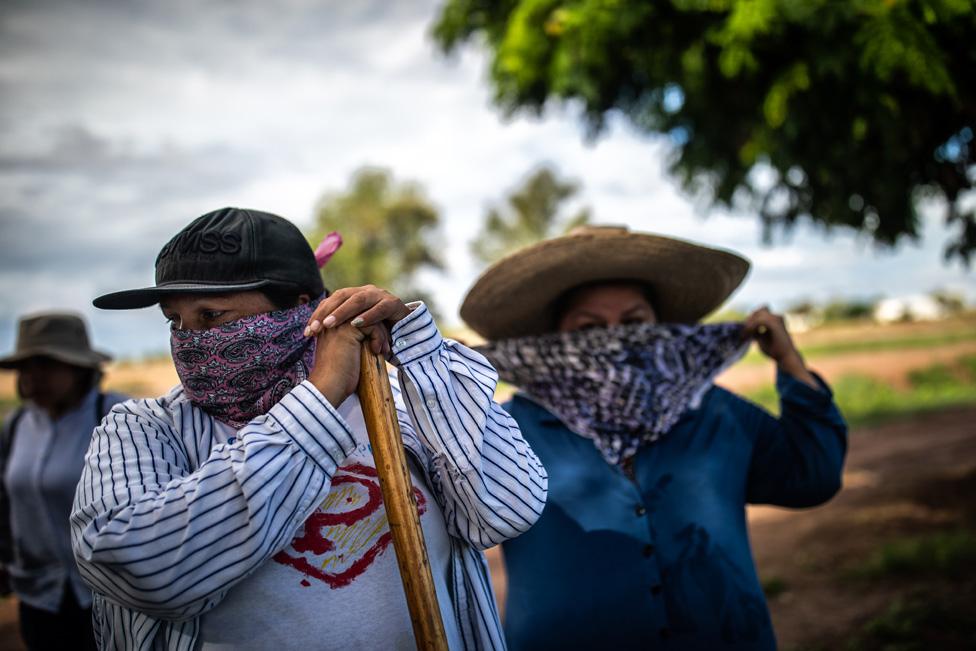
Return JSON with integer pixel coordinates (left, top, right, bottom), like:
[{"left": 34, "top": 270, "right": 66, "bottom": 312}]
[{"left": 753, "top": 406, "right": 976, "bottom": 648}]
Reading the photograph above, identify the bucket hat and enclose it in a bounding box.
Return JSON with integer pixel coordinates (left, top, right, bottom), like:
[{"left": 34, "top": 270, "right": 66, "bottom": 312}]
[
  {"left": 460, "top": 225, "right": 750, "bottom": 340},
  {"left": 0, "top": 312, "right": 111, "bottom": 369}
]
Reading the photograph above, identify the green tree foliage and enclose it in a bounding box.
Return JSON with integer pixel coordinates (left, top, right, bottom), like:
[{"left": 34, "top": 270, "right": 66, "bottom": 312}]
[
  {"left": 821, "top": 298, "right": 876, "bottom": 322},
  {"left": 471, "top": 165, "right": 590, "bottom": 264},
  {"left": 308, "top": 167, "right": 445, "bottom": 313},
  {"left": 433, "top": 0, "right": 976, "bottom": 262}
]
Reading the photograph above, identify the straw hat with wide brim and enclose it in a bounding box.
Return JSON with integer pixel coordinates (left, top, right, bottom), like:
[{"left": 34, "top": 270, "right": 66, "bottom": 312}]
[
  {"left": 460, "top": 225, "right": 751, "bottom": 341},
  {"left": 0, "top": 312, "right": 111, "bottom": 369}
]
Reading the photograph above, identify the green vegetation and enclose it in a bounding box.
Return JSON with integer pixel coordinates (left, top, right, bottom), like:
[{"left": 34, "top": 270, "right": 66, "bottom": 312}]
[
  {"left": 470, "top": 165, "right": 590, "bottom": 265},
  {"left": 0, "top": 396, "right": 19, "bottom": 422},
  {"left": 838, "top": 486, "right": 976, "bottom": 650},
  {"left": 745, "top": 355, "right": 976, "bottom": 426},
  {"left": 800, "top": 331, "right": 976, "bottom": 358},
  {"left": 307, "top": 167, "right": 444, "bottom": 315},
  {"left": 737, "top": 328, "right": 976, "bottom": 365},
  {"left": 434, "top": 0, "right": 976, "bottom": 262},
  {"left": 703, "top": 308, "right": 749, "bottom": 324},
  {"left": 820, "top": 299, "right": 876, "bottom": 323},
  {"left": 761, "top": 576, "right": 789, "bottom": 599},
  {"left": 844, "top": 593, "right": 976, "bottom": 651},
  {"left": 961, "top": 354, "right": 976, "bottom": 379},
  {"left": 849, "top": 530, "right": 976, "bottom": 580}
]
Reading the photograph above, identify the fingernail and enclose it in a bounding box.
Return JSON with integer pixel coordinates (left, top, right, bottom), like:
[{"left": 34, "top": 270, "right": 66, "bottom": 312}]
[
  {"left": 309, "top": 320, "right": 321, "bottom": 334},
  {"left": 323, "top": 315, "right": 337, "bottom": 328},
  {"left": 303, "top": 326, "right": 312, "bottom": 337},
  {"left": 351, "top": 317, "right": 364, "bottom": 327}
]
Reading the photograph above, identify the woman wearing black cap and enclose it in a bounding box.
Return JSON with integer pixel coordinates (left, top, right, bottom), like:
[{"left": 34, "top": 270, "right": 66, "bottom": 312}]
[
  {"left": 71, "top": 208, "right": 547, "bottom": 650},
  {"left": 0, "top": 312, "right": 127, "bottom": 651}
]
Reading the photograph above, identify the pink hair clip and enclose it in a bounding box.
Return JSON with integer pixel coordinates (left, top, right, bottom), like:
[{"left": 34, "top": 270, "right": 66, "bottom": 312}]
[{"left": 313, "top": 231, "right": 343, "bottom": 268}]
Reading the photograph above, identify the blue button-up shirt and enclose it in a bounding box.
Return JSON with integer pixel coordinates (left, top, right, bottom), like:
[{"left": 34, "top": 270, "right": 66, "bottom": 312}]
[
  {"left": 501, "top": 371, "right": 847, "bottom": 650},
  {"left": 2, "top": 388, "right": 127, "bottom": 612}
]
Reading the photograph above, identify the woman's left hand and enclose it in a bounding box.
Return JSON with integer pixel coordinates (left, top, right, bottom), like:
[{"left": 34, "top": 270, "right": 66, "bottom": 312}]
[
  {"left": 304, "top": 285, "right": 412, "bottom": 356},
  {"left": 742, "top": 307, "right": 820, "bottom": 389}
]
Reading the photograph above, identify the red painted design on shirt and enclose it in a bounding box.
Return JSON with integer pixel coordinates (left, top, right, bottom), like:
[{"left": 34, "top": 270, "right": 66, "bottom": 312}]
[{"left": 273, "top": 462, "right": 427, "bottom": 588}]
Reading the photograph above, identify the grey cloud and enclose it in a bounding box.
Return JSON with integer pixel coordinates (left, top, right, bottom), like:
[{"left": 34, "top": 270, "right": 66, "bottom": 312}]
[
  {"left": 0, "top": 0, "right": 432, "bottom": 84},
  {"left": 0, "top": 123, "right": 275, "bottom": 341},
  {"left": 0, "top": 124, "right": 268, "bottom": 180},
  {"left": 0, "top": 1, "right": 446, "bottom": 358}
]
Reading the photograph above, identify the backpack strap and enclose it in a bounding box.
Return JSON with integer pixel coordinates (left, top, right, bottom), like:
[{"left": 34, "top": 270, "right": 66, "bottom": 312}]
[
  {"left": 0, "top": 407, "right": 24, "bottom": 566},
  {"left": 95, "top": 392, "right": 106, "bottom": 423},
  {"left": 0, "top": 408, "right": 25, "bottom": 473}
]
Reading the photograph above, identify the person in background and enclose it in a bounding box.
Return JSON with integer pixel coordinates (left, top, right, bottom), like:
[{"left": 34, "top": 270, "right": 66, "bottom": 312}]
[
  {"left": 71, "top": 207, "right": 546, "bottom": 650},
  {"left": 461, "top": 225, "right": 848, "bottom": 650},
  {"left": 0, "top": 312, "right": 127, "bottom": 651}
]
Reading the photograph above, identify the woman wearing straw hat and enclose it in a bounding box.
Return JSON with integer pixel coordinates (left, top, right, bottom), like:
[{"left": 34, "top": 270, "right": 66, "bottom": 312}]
[
  {"left": 0, "top": 312, "right": 127, "bottom": 651},
  {"left": 70, "top": 207, "right": 546, "bottom": 650},
  {"left": 462, "top": 226, "right": 847, "bottom": 651}
]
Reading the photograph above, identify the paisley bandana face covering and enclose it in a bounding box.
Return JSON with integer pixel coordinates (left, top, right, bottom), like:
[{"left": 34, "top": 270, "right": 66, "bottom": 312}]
[
  {"left": 477, "top": 322, "right": 748, "bottom": 465},
  {"left": 170, "top": 298, "right": 321, "bottom": 429}
]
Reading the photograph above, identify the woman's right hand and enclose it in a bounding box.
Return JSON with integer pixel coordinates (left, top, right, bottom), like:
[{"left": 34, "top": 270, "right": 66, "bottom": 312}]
[{"left": 308, "top": 323, "right": 366, "bottom": 407}]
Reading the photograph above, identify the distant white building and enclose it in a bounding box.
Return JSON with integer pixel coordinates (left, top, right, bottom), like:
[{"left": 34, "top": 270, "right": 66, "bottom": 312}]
[{"left": 873, "top": 295, "right": 948, "bottom": 323}]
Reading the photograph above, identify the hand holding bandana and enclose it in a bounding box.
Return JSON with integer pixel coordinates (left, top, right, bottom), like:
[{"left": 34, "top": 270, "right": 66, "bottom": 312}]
[{"left": 476, "top": 322, "right": 748, "bottom": 465}]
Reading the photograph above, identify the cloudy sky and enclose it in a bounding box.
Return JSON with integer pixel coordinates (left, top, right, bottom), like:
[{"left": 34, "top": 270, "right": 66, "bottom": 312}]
[{"left": 1, "top": 0, "right": 972, "bottom": 358}]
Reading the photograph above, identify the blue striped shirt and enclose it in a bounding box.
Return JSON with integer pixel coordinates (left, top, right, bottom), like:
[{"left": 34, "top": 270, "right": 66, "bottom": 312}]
[{"left": 70, "top": 304, "right": 547, "bottom": 650}]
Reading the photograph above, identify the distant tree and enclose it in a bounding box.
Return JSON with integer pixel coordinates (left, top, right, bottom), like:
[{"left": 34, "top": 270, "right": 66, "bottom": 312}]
[
  {"left": 308, "top": 167, "right": 445, "bottom": 314},
  {"left": 785, "top": 300, "right": 817, "bottom": 316},
  {"left": 822, "top": 298, "right": 876, "bottom": 322},
  {"left": 471, "top": 165, "right": 590, "bottom": 265},
  {"left": 703, "top": 306, "right": 749, "bottom": 323},
  {"left": 929, "top": 289, "right": 967, "bottom": 314},
  {"left": 433, "top": 0, "right": 976, "bottom": 263}
]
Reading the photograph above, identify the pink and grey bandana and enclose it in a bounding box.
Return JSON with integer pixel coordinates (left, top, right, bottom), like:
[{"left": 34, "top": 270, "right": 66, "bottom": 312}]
[
  {"left": 170, "top": 298, "right": 322, "bottom": 429},
  {"left": 476, "top": 322, "right": 748, "bottom": 465}
]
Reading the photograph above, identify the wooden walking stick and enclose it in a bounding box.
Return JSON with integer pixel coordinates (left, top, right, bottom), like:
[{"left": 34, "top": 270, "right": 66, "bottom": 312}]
[{"left": 357, "top": 344, "right": 449, "bottom": 651}]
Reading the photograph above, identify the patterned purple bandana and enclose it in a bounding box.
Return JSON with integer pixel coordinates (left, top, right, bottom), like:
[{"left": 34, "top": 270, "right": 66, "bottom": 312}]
[
  {"left": 476, "top": 322, "right": 748, "bottom": 465},
  {"left": 170, "top": 299, "right": 321, "bottom": 429}
]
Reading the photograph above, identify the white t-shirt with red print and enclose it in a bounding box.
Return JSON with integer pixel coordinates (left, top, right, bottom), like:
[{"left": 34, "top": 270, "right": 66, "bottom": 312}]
[{"left": 198, "top": 395, "right": 462, "bottom": 651}]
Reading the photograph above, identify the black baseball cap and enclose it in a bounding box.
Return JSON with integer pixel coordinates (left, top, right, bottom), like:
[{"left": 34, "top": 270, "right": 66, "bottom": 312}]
[{"left": 94, "top": 207, "right": 326, "bottom": 309}]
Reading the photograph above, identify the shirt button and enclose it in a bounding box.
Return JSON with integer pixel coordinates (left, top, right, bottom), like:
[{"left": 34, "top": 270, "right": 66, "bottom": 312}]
[
  {"left": 643, "top": 544, "right": 655, "bottom": 557},
  {"left": 426, "top": 399, "right": 438, "bottom": 409},
  {"left": 395, "top": 338, "right": 406, "bottom": 348},
  {"left": 635, "top": 505, "right": 647, "bottom": 517},
  {"left": 651, "top": 584, "right": 663, "bottom": 595}
]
